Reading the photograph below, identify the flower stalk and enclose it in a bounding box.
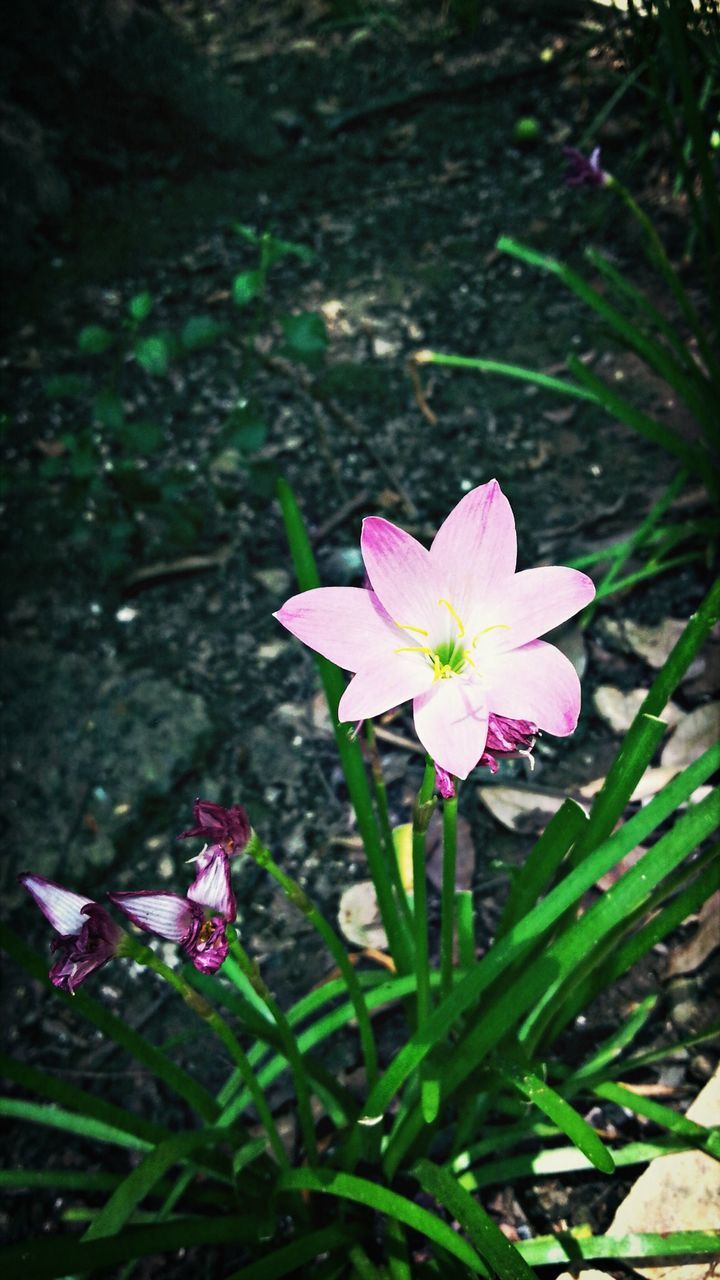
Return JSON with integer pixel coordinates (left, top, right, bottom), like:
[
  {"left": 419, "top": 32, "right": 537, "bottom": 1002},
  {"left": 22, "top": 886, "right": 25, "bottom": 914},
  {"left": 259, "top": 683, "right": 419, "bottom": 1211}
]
[
  {"left": 364, "top": 720, "right": 414, "bottom": 936},
  {"left": 440, "top": 783, "right": 459, "bottom": 1000},
  {"left": 124, "top": 933, "right": 288, "bottom": 1169},
  {"left": 412, "top": 757, "right": 437, "bottom": 1028},
  {"left": 244, "top": 832, "right": 379, "bottom": 1091},
  {"left": 226, "top": 932, "right": 318, "bottom": 1166}
]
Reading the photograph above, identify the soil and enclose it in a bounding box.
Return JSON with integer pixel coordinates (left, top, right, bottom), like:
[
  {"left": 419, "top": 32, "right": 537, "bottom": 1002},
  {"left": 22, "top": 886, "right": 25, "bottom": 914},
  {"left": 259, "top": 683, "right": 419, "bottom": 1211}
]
[{"left": 1, "top": 2, "right": 717, "bottom": 1276}]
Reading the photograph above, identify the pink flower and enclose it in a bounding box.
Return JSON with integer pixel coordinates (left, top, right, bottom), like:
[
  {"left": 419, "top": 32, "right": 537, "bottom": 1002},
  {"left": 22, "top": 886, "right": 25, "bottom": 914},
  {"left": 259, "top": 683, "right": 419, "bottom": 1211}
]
[
  {"left": 18, "top": 873, "right": 123, "bottom": 994},
  {"left": 274, "top": 479, "right": 595, "bottom": 780},
  {"left": 563, "top": 146, "right": 608, "bottom": 188},
  {"left": 178, "top": 799, "right": 250, "bottom": 855},
  {"left": 434, "top": 764, "right": 456, "bottom": 799},
  {"left": 109, "top": 844, "right": 236, "bottom": 974}
]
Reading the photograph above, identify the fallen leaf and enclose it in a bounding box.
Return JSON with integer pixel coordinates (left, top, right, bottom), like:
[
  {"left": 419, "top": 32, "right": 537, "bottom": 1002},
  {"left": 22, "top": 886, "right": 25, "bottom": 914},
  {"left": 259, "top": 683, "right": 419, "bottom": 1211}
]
[
  {"left": 338, "top": 881, "right": 388, "bottom": 951},
  {"left": 552, "top": 623, "right": 587, "bottom": 679},
  {"left": 593, "top": 685, "right": 681, "bottom": 734},
  {"left": 601, "top": 617, "right": 688, "bottom": 669},
  {"left": 660, "top": 702, "right": 720, "bottom": 769},
  {"left": 579, "top": 767, "right": 679, "bottom": 804},
  {"left": 477, "top": 786, "right": 569, "bottom": 834},
  {"left": 665, "top": 891, "right": 720, "bottom": 978},
  {"left": 596, "top": 845, "right": 648, "bottom": 891},
  {"left": 608, "top": 1069, "right": 720, "bottom": 1279}
]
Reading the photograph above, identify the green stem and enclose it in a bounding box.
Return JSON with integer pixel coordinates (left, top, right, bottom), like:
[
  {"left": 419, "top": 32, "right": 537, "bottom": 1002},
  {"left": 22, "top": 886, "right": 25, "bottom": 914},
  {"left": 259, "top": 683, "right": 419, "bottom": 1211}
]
[
  {"left": 125, "top": 937, "right": 288, "bottom": 1169},
  {"left": 412, "top": 758, "right": 437, "bottom": 1027},
  {"left": 364, "top": 720, "right": 413, "bottom": 935},
  {"left": 227, "top": 935, "right": 317, "bottom": 1166},
  {"left": 244, "top": 834, "right": 379, "bottom": 1091},
  {"left": 440, "top": 785, "right": 459, "bottom": 1000}
]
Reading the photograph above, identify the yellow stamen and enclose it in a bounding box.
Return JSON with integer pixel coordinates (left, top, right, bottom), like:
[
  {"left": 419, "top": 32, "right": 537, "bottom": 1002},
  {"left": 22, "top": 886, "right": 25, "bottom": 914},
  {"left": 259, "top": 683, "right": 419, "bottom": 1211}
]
[
  {"left": 438, "top": 598, "right": 465, "bottom": 638},
  {"left": 462, "top": 650, "right": 476, "bottom": 669},
  {"left": 394, "top": 645, "right": 434, "bottom": 656},
  {"left": 432, "top": 655, "right": 454, "bottom": 681},
  {"left": 394, "top": 622, "right": 429, "bottom": 637},
  {"left": 472, "top": 623, "right": 510, "bottom": 647}
]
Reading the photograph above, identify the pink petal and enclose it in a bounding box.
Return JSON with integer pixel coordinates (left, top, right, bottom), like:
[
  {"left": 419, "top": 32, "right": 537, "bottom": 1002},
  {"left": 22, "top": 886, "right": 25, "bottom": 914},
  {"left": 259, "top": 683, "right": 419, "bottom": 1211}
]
[
  {"left": 429, "top": 480, "right": 517, "bottom": 617},
  {"left": 187, "top": 846, "right": 236, "bottom": 922},
  {"left": 487, "top": 566, "right": 595, "bottom": 651},
  {"left": 108, "top": 891, "right": 194, "bottom": 943},
  {"left": 274, "top": 587, "right": 396, "bottom": 671},
  {"left": 485, "top": 640, "right": 582, "bottom": 735},
  {"left": 339, "top": 654, "right": 434, "bottom": 722},
  {"left": 413, "top": 680, "right": 489, "bottom": 780},
  {"left": 361, "top": 517, "right": 442, "bottom": 631},
  {"left": 19, "top": 874, "right": 93, "bottom": 936}
]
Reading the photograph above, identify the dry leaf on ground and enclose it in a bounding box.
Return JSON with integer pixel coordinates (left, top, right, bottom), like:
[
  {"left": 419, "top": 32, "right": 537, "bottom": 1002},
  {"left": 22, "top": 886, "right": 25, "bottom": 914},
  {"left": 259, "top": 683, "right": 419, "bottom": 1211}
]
[
  {"left": 660, "top": 702, "right": 720, "bottom": 769},
  {"left": 477, "top": 786, "right": 572, "bottom": 834},
  {"left": 338, "top": 881, "right": 387, "bottom": 951},
  {"left": 607, "top": 1069, "right": 720, "bottom": 1280},
  {"left": 593, "top": 685, "right": 681, "bottom": 734},
  {"left": 665, "top": 891, "right": 720, "bottom": 978}
]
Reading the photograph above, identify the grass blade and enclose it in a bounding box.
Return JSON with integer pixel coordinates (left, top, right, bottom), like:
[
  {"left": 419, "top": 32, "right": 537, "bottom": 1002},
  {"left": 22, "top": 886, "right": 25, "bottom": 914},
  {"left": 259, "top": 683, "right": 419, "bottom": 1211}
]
[
  {"left": 279, "top": 1169, "right": 487, "bottom": 1275},
  {"left": 497, "top": 1061, "right": 614, "bottom": 1174},
  {"left": 414, "top": 1158, "right": 537, "bottom": 1280}
]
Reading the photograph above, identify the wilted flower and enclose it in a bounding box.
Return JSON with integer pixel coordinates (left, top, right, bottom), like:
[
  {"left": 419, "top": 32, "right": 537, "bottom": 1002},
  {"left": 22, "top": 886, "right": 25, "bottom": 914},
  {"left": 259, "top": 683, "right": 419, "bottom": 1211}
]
[
  {"left": 563, "top": 145, "right": 608, "bottom": 188},
  {"left": 109, "top": 844, "right": 236, "bottom": 974},
  {"left": 179, "top": 798, "right": 250, "bottom": 855},
  {"left": 434, "top": 764, "right": 456, "bottom": 799},
  {"left": 18, "top": 873, "right": 123, "bottom": 994},
  {"left": 275, "top": 479, "right": 594, "bottom": 780},
  {"left": 479, "top": 713, "right": 538, "bottom": 773}
]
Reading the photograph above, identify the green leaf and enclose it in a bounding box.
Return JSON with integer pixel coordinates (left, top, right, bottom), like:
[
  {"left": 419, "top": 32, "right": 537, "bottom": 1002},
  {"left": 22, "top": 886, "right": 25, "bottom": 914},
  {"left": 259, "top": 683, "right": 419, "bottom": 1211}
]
[
  {"left": 82, "top": 1129, "right": 244, "bottom": 1240},
  {"left": 0, "top": 924, "right": 219, "bottom": 1122},
  {"left": 498, "top": 1062, "right": 615, "bottom": 1173},
  {"left": 181, "top": 315, "right": 226, "bottom": 350},
  {"left": 117, "top": 419, "right": 164, "bottom": 454},
  {"left": 458, "top": 1139, "right": 697, "bottom": 1191},
  {"left": 496, "top": 799, "right": 588, "bottom": 939},
  {"left": 128, "top": 291, "right": 153, "bottom": 322},
  {"left": 0, "top": 1097, "right": 154, "bottom": 1152},
  {"left": 224, "top": 403, "right": 268, "bottom": 453},
  {"left": 0, "top": 1216, "right": 270, "bottom": 1280},
  {"left": 134, "top": 334, "right": 171, "bottom": 376},
  {"left": 592, "top": 1081, "right": 720, "bottom": 1156},
  {"left": 260, "top": 232, "right": 315, "bottom": 268},
  {"left": 224, "top": 1226, "right": 356, "bottom": 1280},
  {"left": 281, "top": 312, "right": 328, "bottom": 362},
  {"left": 517, "top": 1229, "right": 720, "bottom": 1268},
  {"left": 44, "top": 373, "right": 88, "bottom": 399},
  {"left": 94, "top": 389, "right": 124, "bottom": 430},
  {"left": 414, "top": 1159, "right": 537, "bottom": 1280},
  {"left": 278, "top": 1169, "right": 486, "bottom": 1274},
  {"left": 77, "top": 324, "right": 114, "bottom": 355},
  {"left": 233, "top": 269, "right": 264, "bottom": 305},
  {"left": 0, "top": 1053, "right": 166, "bottom": 1148}
]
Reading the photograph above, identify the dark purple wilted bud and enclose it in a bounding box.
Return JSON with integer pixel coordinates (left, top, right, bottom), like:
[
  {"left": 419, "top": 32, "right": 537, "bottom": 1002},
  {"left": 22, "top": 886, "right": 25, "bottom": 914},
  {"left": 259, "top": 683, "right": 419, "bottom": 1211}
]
[
  {"left": 562, "top": 146, "right": 608, "bottom": 188},
  {"left": 109, "top": 843, "right": 236, "bottom": 976},
  {"left": 179, "top": 799, "right": 250, "bottom": 855},
  {"left": 478, "top": 714, "right": 538, "bottom": 774},
  {"left": 434, "top": 764, "right": 456, "bottom": 799},
  {"left": 19, "top": 874, "right": 123, "bottom": 994}
]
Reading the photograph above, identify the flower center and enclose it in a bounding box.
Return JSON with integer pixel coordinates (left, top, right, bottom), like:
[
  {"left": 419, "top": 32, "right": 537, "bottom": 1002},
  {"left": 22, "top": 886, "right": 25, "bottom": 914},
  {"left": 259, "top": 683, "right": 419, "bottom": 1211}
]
[{"left": 394, "top": 600, "right": 509, "bottom": 682}]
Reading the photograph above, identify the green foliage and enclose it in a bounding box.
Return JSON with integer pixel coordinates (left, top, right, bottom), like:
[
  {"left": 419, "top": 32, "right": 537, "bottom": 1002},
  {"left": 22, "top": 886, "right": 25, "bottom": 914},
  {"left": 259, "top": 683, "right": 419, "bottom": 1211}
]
[
  {"left": 281, "top": 311, "right": 329, "bottom": 364},
  {"left": 77, "top": 324, "right": 114, "bottom": 355}
]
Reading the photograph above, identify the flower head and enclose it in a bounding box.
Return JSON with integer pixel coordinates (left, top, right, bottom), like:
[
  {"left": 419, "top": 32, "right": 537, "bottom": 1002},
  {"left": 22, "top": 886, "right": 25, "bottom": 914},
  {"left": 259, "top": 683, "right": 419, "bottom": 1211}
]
[
  {"left": 434, "top": 764, "right": 456, "bottom": 799},
  {"left": 19, "top": 873, "right": 123, "bottom": 994},
  {"left": 563, "top": 145, "right": 608, "bottom": 188},
  {"left": 275, "top": 479, "right": 594, "bottom": 780},
  {"left": 179, "top": 799, "right": 250, "bottom": 855},
  {"left": 109, "top": 844, "right": 236, "bottom": 974}
]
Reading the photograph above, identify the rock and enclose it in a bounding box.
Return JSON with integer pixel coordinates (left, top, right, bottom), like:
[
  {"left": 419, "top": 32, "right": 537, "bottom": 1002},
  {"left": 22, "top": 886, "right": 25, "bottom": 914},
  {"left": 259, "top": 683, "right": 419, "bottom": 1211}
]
[{"left": 3, "top": 642, "right": 209, "bottom": 895}]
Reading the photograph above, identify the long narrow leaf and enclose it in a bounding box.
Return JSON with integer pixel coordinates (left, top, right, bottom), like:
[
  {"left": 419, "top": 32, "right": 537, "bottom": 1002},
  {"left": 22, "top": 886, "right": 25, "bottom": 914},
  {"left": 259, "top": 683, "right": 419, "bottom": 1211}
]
[
  {"left": 497, "top": 1061, "right": 614, "bottom": 1173},
  {"left": 0, "top": 924, "right": 219, "bottom": 1121},
  {"left": 362, "top": 743, "right": 720, "bottom": 1129},
  {"left": 0, "top": 1215, "right": 270, "bottom": 1280},
  {"left": 0, "top": 1097, "right": 154, "bottom": 1152},
  {"left": 279, "top": 1169, "right": 487, "bottom": 1274},
  {"left": 224, "top": 1227, "right": 359, "bottom": 1280},
  {"left": 414, "top": 1159, "right": 537, "bottom": 1280},
  {"left": 82, "top": 1129, "right": 252, "bottom": 1241},
  {"left": 517, "top": 1228, "right": 720, "bottom": 1267}
]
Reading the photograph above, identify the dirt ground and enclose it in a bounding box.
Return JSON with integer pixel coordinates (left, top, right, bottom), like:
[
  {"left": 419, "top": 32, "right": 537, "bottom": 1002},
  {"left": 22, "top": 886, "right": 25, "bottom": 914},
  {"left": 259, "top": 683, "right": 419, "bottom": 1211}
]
[{"left": 1, "top": 2, "right": 717, "bottom": 1274}]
